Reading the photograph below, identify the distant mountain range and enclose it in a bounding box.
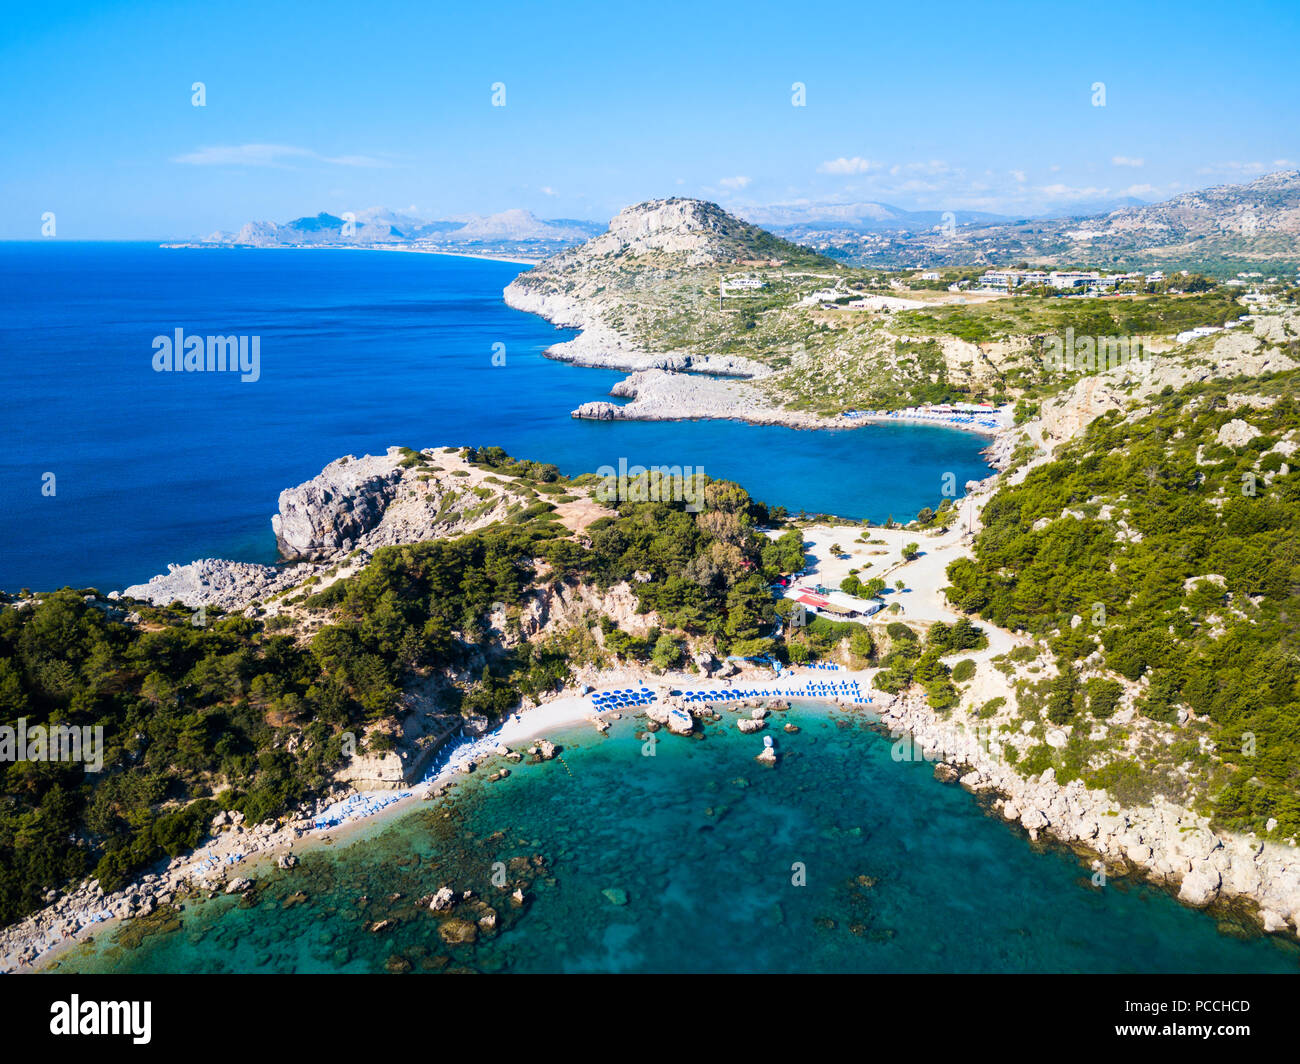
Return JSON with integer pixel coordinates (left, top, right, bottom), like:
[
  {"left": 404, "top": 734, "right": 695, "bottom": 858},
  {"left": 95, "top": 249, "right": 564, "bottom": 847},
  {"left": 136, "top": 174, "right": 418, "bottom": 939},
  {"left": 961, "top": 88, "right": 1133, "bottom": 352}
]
[
  {"left": 198, "top": 208, "right": 604, "bottom": 253},
  {"left": 190, "top": 171, "right": 1300, "bottom": 274},
  {"left": 739, "top": 201, "right": 1016, "bottom": 232}
]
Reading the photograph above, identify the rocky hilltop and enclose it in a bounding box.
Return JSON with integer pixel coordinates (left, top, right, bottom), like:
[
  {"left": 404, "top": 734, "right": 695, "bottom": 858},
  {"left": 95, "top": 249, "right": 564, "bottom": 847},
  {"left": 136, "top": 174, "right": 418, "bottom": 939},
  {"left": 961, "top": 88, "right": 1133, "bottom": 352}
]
[
  {"left": 504, "top": 198, "right": 865, "bottom": 423},
  {"left": 503, "top": 197, "right": 831, "bottom": 349}
]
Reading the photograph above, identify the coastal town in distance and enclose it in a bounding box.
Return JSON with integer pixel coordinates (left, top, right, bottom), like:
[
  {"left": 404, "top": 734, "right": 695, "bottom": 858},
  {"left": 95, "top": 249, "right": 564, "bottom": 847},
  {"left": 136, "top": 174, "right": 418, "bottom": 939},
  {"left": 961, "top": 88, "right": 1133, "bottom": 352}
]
[{"left": 1, "top": 0, "right": 1298, "bottom": 1044}]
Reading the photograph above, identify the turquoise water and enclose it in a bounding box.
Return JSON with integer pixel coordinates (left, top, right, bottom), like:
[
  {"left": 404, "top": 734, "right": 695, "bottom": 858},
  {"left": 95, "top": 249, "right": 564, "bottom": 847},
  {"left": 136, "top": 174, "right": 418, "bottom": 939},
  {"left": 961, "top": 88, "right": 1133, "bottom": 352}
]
[
  {"left": 0, "top": 243, "right": 991, "bottom": 592},
  {"left": 56, "top": 706, "right": 1300, "bottom": 973}
]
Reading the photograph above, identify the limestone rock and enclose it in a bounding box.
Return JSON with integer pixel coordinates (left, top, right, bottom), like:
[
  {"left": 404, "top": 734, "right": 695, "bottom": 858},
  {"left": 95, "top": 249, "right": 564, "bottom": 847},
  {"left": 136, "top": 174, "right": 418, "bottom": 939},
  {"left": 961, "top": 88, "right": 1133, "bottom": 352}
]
[{"left": 1178, "top": 865, "right": 1222, "bottom": 907}]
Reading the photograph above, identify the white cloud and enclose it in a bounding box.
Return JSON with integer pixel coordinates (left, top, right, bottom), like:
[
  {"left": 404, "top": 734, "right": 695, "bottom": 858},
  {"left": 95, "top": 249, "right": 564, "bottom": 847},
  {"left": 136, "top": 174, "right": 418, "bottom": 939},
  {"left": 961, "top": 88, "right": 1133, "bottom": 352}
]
[
  {"left": 172, "top": 144, "right": 389, "bottom": 168},
  {"left": 1111, "top": 155, "right": 1145, "bottom": 167},
  {"left": 817, "top": 156, "right": 878, "bottom": 175},
  {"left": 719, "top": 175, "right": 752, "bottom": 189},
  {"left": 1121, "top": 183, "right": 1155, "bottom": 197},
  {"left": 539, "top": 186, "right": 559, "bottom": 196},
  {"left": 888, "top": 160, "right": 951, "bottom": 177},
  {"left": 1010, "top": 169, "right": 1027, "bottom": 183}
]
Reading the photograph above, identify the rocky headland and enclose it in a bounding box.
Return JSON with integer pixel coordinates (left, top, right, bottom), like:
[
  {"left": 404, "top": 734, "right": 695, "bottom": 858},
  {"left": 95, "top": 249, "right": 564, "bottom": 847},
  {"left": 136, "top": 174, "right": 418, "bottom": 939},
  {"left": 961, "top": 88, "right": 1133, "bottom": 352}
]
[{"left": 118, "top": 445, "right": 611, "bottom": 614}]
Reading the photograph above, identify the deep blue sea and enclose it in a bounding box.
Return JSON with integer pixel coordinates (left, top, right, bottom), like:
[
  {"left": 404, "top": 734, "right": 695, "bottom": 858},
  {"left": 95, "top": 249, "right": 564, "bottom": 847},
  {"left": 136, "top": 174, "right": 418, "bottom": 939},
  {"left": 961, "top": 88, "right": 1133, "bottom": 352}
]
[{"left": 0, "top": 242, "right": 991, "bottom": 592}]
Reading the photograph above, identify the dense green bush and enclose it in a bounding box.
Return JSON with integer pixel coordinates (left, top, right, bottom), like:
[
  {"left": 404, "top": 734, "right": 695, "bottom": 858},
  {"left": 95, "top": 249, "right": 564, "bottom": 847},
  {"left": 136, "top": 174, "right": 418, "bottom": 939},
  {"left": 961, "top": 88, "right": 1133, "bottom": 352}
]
[{"left": 944, "top": 373, "right": 1300, "bottom": 834}]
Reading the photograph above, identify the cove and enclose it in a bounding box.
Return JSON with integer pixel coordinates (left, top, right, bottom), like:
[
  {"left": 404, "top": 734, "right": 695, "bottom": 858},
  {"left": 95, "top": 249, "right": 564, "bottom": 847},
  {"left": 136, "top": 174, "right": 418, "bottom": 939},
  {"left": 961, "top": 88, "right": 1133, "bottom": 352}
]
[{"left": 54, "top": 707, "right": 1300, "bottom": 974}]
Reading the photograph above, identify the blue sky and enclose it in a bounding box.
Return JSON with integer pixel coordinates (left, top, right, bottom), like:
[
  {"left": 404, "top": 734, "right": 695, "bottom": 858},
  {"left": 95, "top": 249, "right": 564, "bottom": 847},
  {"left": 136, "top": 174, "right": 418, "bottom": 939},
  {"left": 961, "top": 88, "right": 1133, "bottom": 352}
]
[{"left": 3, "top": 0, "right": 1298, "bottom": 238}]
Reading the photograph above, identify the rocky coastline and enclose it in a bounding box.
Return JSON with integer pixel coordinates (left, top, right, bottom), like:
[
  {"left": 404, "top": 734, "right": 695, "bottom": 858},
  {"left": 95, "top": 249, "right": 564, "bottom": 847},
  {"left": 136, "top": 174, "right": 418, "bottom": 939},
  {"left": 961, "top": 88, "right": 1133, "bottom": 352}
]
[
  {"left": 874, "top": 690, "right": 1300, "bottom": 938},
  {"left": 504, "top": 275, "right": 821, "bottom": 428},
  {"left": 505, "top": 276, "right": 1012, "bottom": 436}
]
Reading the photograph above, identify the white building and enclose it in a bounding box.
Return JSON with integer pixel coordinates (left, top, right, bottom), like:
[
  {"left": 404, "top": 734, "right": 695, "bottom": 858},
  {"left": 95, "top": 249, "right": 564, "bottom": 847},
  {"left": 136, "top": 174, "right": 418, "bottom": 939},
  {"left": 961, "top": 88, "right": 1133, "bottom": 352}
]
[
  {"left": 1048, "top": 271, "right": 1100, "bottom": 289},
  {"left": 978, "top": 269, "right": 1050, "bottom": 291}
]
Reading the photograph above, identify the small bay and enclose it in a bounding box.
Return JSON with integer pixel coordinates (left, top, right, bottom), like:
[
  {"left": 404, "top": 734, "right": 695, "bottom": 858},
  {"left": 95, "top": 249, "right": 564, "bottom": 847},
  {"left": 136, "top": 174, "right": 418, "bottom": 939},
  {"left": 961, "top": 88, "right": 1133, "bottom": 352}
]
[{"left": 55, "top": 708, "right": 1299, "bottom": 973}]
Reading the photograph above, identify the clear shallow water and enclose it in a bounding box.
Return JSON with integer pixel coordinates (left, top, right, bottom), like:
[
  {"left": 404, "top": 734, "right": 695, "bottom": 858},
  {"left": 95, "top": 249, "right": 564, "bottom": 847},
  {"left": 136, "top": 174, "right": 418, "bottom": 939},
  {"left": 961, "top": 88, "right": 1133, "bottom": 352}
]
[
  {"left": 57, "top": 708, "right": 1300, "bottom": 974},
  {"left": 0, "top": 242, "right": 991, "bottom": 592}
]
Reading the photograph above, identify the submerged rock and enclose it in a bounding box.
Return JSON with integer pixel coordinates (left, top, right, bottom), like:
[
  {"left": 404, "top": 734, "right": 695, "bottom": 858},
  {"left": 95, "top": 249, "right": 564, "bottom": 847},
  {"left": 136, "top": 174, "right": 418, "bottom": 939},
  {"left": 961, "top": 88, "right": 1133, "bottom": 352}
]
[{"left": 438, "top": 917, "right": 478, "bottom": 945}]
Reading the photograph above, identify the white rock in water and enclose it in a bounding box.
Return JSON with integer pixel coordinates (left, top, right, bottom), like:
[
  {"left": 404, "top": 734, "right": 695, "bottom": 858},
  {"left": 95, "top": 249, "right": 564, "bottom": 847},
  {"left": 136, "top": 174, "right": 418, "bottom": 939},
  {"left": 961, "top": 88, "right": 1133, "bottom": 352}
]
[
  {"left": 737, "top": 718, "right": 765, "bottom": 734},
  {"left": 1020, "top": 809, "right": 1048, "bottom": 831},
  {"left": 572, "top": 401, "right": 621, "bottom": 421},
  {"left": 1178, "top": 866, "right": 1222, "bottom": 907},
  {"left": 666, "top": 709, "right": 694, "bottom": 735}
]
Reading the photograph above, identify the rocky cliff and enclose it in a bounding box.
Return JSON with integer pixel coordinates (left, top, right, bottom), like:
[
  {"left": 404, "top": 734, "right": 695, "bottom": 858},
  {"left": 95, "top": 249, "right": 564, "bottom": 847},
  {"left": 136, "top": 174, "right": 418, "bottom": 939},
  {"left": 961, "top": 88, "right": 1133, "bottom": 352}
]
[{"left": 120, "top": 446, "right": 594, "bottom": 611}]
